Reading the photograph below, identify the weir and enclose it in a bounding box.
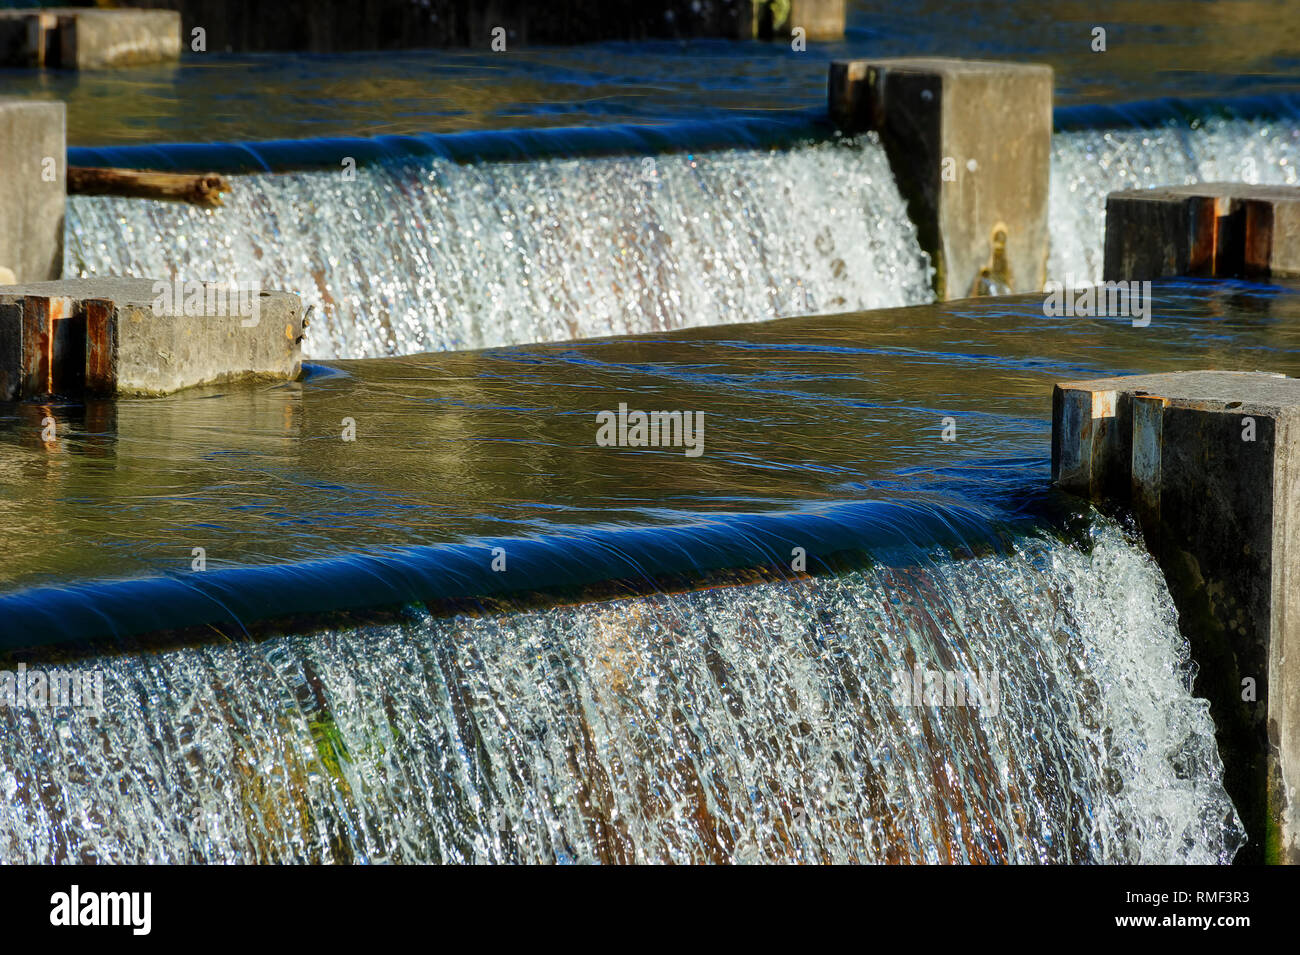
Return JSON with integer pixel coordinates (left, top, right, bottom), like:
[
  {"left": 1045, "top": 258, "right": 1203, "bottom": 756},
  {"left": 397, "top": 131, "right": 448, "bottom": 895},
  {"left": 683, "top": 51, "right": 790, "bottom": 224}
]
[
  {"left": 102, "top": 0, "right": 846, "bottom": 50},
  {"left": 2, "top": 30, "right": 1298, "bottom": 869},
  {"left": 47, "top": 68, "right": 1299, "bottom": 357},
  {"left": 0, "top": 524, "right": 1245, "bottom": 864},
  {"left": 64, "top": 133, "right": 934, "bottom": 358},
  {"left": 5, "top": 283, "right": 1297, "bottom": 863}
]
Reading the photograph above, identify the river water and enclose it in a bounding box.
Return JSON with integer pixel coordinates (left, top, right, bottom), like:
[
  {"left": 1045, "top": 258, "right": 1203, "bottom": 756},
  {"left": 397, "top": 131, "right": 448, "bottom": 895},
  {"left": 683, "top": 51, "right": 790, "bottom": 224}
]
[
  {"left": 2, "top": 0, "right": 1297, "bottom": 863},
  {"left": 3, "top": 282, "right": 1297, "bottom": 862}
]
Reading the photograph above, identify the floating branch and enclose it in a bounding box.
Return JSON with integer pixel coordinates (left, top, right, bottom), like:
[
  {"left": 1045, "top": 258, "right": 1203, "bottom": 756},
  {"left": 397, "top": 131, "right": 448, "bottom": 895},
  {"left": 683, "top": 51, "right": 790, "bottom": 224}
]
[{"left": 67, "top": 167, "right": 231, "bottom": 208}]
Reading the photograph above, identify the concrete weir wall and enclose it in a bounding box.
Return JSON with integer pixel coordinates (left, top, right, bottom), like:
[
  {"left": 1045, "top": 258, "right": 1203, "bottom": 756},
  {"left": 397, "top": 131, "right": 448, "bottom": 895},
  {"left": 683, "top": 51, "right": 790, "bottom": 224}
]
[
  {"left": 0, "top": 8, "right": 180, "bottom": 68},
  {"left": 0, "top": 279, "right": 304, "bottom": 399},
  {"left": 1053, "top": 371, "right": 1300, "bottom": 864},
  {"left": 0, "top": 98, "right": 64, "bottom": 285},
  {"left": 828, "top": 58, "right": 1053, "bottom": 300},
  {"left": 1105, "top": 183, "right": 1300, "bottom": 282}
]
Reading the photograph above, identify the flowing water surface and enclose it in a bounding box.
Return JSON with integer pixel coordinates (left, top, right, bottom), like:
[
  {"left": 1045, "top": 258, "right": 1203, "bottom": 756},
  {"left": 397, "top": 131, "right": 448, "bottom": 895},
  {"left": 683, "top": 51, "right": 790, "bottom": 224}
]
[
  {"left": 2, "top": 283, "right": 1297, "bottom": 863},
  {"left": 5, "top": 3, "right": 1300, "bottom": 861},
  {"left": 62, "top": 100, "right": 1300, "bottom": 356}
]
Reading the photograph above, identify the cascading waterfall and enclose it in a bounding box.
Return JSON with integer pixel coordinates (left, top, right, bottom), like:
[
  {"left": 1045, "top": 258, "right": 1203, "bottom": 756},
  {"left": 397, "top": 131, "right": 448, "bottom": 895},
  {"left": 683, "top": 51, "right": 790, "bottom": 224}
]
[
  {"left": 0, "top": 521, "right": 1244, "bottom": 864},
  {"left": 1050, "top": 114, "right": 1300, "bottom": 284},
  {"left": 66, "top": 136, "right": 934, "bottom": 360},
  {"left": 66, "top": 111, "right": 1300, "bottom": 360},
  {"left": 39, "top": 107, "right": 1290, "bottom": 866}
]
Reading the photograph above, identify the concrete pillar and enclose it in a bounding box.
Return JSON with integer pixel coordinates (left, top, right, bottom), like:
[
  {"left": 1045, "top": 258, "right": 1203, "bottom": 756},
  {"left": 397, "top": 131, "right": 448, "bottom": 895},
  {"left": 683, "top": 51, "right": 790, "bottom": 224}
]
[
  {"left": 1104, "top": 184, "right": 1300, "bottom": 282},
  {"left": 1053, "top": 370, "right": 1300, "bottom": 864},
  {"left": 0, "top": 9, "right": 179, "bottom": 68},
  {"left": 828, "top": 58, "right": 1053, "bottom": 300},
  {"left": 0, "top": 279, "right": 304, "bottom": 399},
  {"left": 0, "top": 11, "right": 58, "bottom": 67},
  {"left": 0, "top": 98, "right": 65, "bottom": 285}
]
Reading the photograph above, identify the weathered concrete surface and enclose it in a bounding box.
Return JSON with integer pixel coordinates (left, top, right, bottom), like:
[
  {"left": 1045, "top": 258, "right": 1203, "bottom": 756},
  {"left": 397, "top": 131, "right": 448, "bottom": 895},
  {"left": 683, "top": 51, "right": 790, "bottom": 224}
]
[
  {"left": 59, "top": 9, "right": 181, "bottom": 69},
  {"left": 829, "top": 57, "right": 1053, "bottom": 299},
  {"left": 1104, "top": 184, "right": 1300, "bottom": 282},
  {"left": 0, "top": 278, "right": 303, "bottom": 399},
  {"left": 0, "top": 10, "right": 57, "bottom": 67},
  {"left": 1053, "top": 370, "right": 1300, "bottom": 864},
  {"left": 0, "top": 8, "right": 180, "bottom": 68},
  {"left": 753, "top": 0, "right": 845, "bottom": 40},
  {"left": 0, "top": 98, "right": 65, "bottom": 284}
]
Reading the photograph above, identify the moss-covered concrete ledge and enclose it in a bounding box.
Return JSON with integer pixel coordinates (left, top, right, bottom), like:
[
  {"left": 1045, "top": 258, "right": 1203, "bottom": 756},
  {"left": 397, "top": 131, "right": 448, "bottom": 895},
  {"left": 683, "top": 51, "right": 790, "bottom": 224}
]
[
  {"left": 1053, "top": 370, "right": 1300, "bottom": 864},
  {"left": 828, "top": 57, "right": 1052, "bottom": 300},
  {"left": 0, "top": 278, "right": 304, "bottom": 399}
]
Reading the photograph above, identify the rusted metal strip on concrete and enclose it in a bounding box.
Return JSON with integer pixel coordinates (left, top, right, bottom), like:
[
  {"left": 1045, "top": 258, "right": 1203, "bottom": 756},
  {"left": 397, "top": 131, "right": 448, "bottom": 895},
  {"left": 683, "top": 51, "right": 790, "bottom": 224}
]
[
  {"left": 1243, "top": 199, "right": 1276, "bottom": 276},
  {"left": 1051, "top": 385, "right": 1087, "bottom": 490},
  {"left": 1052, "top": 383, "right": 1123, "bottom": 500},
  {"left": 18, "top": 293, "right": 85, "bottom": 398},
  {"left": 1187, "top": 196, "right": 1219, "bottom": 276},
  {"left": 1188, "top": 194, "right": 1267, "bottom": 278},
  {"left": 26, "top": 12, "right": 58, "bottom": 68},
  {"left": 83, "top": 298, "right": 117, "bottom": 395},
  {"left": 19, "top": 294, "right": 52, "bottom": 398}
]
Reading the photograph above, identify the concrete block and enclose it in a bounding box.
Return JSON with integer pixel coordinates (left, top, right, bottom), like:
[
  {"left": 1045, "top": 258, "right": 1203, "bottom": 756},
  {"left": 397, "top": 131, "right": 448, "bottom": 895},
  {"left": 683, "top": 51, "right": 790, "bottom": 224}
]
[
  {"left": 0, "top": 98, "right": 65, "bottom": 284},
  {"left": 753, "top": 0, "right": 845, "bottom": 40},
  {"left": 1053, "top": 370, "right": 1300, "bottom": 864},
  {"left": 0, "top": 8, "right": 179, "bottom": 68},
  {"left": 0, "top": 10, "right": 58, "bottom": 67},
  {"left": 1104, "top": 183, "right": 1300, "bottom": 282},
  {"left": 829, "top": 57, "right": 1053, "bottom": 299},
  {"left": 0, "top": 278, "right": 303, "bottom": 399},
  {"left": 58, "top": 9, "right": 180, "bottom": 69}
]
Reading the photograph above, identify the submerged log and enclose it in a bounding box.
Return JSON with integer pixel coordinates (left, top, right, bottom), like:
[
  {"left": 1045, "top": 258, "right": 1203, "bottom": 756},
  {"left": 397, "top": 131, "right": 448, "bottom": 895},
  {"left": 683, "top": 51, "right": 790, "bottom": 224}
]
[{"left": 66, "top": 167, "right": 230, "bottom": 208}]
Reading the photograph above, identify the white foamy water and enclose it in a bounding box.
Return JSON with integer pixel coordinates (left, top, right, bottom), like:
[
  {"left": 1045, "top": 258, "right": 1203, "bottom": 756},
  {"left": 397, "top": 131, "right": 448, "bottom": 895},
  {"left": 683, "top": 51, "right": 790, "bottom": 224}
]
[
  {"left": 66, "top": 119, "right": 1300, "bottom": 358},
  {"left": 66, "top": 136, "right": 934, "bottom": 360},
  {"left": 0, "top": 521, "right": 1244, "bottom": 863},
  {"left": 1050, "top": 117, "right": 1300, "bottom": 285}
]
